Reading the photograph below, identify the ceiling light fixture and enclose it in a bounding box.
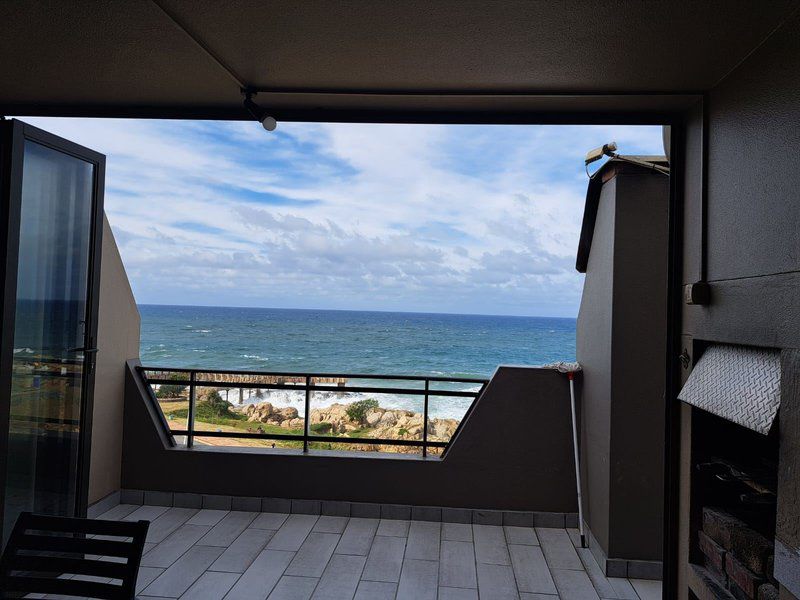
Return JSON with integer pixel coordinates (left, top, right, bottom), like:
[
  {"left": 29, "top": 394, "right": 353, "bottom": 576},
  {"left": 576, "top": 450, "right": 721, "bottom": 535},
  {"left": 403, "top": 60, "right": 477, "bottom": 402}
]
[{"left": 243, "top": 90, "right": 277, "bottom": 132}]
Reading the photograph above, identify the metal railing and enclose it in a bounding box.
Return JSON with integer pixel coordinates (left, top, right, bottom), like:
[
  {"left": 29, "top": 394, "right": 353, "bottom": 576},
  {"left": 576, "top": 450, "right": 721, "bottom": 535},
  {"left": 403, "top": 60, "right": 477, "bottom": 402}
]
[{"left": 138, "top": 366, "right": 488, "bottom": 457}]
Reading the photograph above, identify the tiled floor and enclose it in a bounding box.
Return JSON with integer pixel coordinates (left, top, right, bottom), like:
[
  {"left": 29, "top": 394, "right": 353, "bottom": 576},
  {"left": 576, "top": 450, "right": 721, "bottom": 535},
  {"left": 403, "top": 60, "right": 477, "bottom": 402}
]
[{"left": 94, "top": 504, "right": 662, "bottom": 600}]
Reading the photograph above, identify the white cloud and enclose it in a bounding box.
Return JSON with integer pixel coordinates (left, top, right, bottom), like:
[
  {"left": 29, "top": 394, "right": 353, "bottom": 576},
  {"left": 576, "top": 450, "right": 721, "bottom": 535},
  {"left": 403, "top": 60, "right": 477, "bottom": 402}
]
[{"left": 16, "top": 117, "right": 664, "bottom": 317}]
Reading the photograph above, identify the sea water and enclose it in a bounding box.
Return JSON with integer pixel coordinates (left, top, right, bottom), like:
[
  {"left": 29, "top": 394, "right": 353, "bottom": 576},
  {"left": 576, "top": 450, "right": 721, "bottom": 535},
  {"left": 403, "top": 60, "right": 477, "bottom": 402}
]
[{"left": 140, "top": 305, "right": 576, "bottom": 419}]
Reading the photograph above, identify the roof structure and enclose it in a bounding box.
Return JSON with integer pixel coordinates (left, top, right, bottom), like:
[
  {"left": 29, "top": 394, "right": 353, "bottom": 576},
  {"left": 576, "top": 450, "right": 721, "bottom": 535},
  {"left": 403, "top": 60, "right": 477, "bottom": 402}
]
[{"left": 1, "top": 1, "right": 798, "bottom": 121}]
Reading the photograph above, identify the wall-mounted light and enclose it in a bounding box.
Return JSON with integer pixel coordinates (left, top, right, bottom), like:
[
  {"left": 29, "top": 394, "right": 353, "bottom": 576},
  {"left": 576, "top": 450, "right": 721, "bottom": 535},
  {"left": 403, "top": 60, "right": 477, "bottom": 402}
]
[
  {"left": 584, "top": 140, "right": 669, "bottom": 176},
  {"left": 243, "top": 90, "right": 277, "bottom": 132},
  {"left": 585, "top": 141, "right": 618, "bottom": 166}
]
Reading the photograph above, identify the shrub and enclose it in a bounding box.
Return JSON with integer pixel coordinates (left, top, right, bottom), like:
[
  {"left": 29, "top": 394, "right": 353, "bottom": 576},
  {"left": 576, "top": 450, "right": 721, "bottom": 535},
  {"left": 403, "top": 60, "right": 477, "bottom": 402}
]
[
  {"left": 196, "top": 391, "right": 239, "bottom": 420},
  {"left": 156, "top": 383, "right": 186, "bottom": 398},
  {"left": 310, "top": 422, "right": 333, "bottom": 434},
  {"left": 345, "top": 398, "right": 379, "bottom": 425}
]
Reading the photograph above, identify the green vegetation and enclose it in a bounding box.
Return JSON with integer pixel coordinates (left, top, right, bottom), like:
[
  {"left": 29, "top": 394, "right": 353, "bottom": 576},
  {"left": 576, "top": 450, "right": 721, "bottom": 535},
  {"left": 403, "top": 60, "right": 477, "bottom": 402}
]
[
  {"left": 154, "top": 372, "right": 189, "bottom": 398},
  {"left": 310, "top": 422, "right": 333, "bottom": 434},
  {"left": 345, "top": 398, "right": 379, "bottom": 424},
  {"left": 155, "top": 383, "right": 186, "bottom": 398},
  {"left": 196, "top": 391, "right": 241, "bottom": 421}
]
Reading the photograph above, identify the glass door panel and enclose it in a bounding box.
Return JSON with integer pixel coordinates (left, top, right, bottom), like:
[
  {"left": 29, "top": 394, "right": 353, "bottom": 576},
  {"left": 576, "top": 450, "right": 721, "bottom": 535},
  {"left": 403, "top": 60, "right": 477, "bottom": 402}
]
[{"left": 3, "top": 139, "right": 96, "bottom": 540}]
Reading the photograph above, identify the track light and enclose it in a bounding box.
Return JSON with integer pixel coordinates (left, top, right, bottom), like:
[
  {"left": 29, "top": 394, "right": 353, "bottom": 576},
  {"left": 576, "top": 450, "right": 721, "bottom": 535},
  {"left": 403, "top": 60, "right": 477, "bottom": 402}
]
[{"left": 243, "top": 90, "right": 277, "bottom": 132}]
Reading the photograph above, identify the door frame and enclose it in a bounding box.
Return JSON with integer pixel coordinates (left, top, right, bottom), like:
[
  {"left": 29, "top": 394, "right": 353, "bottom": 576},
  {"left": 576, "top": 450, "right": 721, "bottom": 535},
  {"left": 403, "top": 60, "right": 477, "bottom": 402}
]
[{"left": 0, "top": 119, "right": 105, "bottom": 542}]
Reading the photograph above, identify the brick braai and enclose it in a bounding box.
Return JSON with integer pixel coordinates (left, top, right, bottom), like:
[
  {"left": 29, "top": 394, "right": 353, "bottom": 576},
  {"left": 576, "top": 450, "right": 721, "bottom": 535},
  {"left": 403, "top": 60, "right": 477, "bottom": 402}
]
[{"left": 700, "top": 508, "right": 778, "bottom": 600}]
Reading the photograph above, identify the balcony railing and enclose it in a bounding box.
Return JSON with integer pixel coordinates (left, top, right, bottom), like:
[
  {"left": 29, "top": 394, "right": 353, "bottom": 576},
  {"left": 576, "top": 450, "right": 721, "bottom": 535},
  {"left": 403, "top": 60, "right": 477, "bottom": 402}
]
[{"left": 138, "top": 366, "right": 488, "bottom": 457}]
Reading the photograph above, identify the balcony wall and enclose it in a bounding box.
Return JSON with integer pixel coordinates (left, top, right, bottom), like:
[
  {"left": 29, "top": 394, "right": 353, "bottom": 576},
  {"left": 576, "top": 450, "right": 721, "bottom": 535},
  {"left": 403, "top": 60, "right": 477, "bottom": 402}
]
[
  {"left": 121, "top": 363, "right": 579, "bottom": 513},
  {"left": 88, "top": 215, "right": 140, "bottom": 505}
]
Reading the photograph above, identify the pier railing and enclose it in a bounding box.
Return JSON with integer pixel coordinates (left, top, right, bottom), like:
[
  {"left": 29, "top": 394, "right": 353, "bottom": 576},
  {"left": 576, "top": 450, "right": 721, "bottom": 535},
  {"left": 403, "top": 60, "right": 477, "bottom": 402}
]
[{"left": 138, "top": 366, "right": 488, "bottom": 457}]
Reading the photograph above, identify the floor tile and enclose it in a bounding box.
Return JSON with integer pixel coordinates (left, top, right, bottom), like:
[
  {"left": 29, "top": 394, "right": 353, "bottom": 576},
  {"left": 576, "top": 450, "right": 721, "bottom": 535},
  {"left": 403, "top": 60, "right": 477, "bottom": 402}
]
[
  {"left": 251, "top": 512, "right": 290, "bottom": 530},
  {"left": 135, "top": 566, "right": 164, "bottom": 593},
  {"left": 141, "top": 524, "right": 212, "bottom": 568},
  {"left": 335, "top": 518, "right": 378, "bottom": 556},
  {"left": 267, "top": 575, "right": 319, "bottom": 600},
  {"left": 629, "top": 578, "right": 662, "bottom": 600},
  {"left": 405, "top": 521, "right": 440, "bottom": 561},
  {"left": 285, "top": 532, "right": 341, "bottom": 578},
  {"left": 377, "top": 518, "right": 409, "bottom": 537},
  {"left": 188, "top": 509, "right": 230, "bottom": 527},
  {"left": 313, "top": 516, "right": 349, "bottom": 534},
  {"left": 142, "top": 545, "right": 224, "bottom": 598},
  {"left": 396, "top": 558, "right": 438, "bottom": 600},
  {"left": 504, "top": 526, "right": 539, "bottom": 546},
  {"left": 123, "top": 504, "right": 169, "bottom": 522},
  {"left": 509, "top": 544, "right": 556, "bottom": 595},
  {"left": 439, "top": 540, "right": 477, "bottom": 588},
  {"left": 551, "top": 568, "right": 601, "bottom": 600},
  {"left": 519, "top": 594, "right": 559, "bottom": 599},
  {"left": 442, "top": 522, "right": 473, "bottom": 542},
  {"left": 310, "top": 554, "right": 366, "bottom": 600},
  {"left": 473, "top": 525, "right": 510, "bottom": 566},
  {"left": 199, "top": 511, "right": 258, "bottom": 547},
  {"left": 576, "top": 547, "right": 617, "bottom": 598},
  {"left": 353, "top": 580, "right": 396, "bottom": 600},
  {"left": 476, "top": 563, "right": 519, "bottom": 600},
  {"left": 210, "top": 528, "right": 275, "bottom": 573},
  {"left": 536, "top": 527, "right": 582, "bottom": 570},
  {"left": 439, "top": 587, "right": 479, "bottom": 600},
  {"left": 567, "top": 528, "right": 583, "bottom": 548},
  {"left": 361, "top": 535, "right": 406, "bottom": 582},
  {"left": 223, "top": 549, "right": 295, "bottom": 600},
  {"left": 608, "top": 577, "right": 639, "bottom": 599},
  {"left": 146, "top": 507, "right": 199, "bottom": 544},
  {"left": 179, "top": 571, "right": 240, "bottom": 599},
  {"left": 97, "top": 504, "right": 139, "bottom": 521},
  {"left": 268, "top": 515, "right": 319, "bottom": 552}
]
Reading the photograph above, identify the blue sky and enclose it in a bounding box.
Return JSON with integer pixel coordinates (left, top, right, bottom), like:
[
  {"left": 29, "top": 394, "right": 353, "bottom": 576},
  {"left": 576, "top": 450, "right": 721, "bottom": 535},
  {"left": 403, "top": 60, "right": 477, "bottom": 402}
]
[{"left": 21, "top": 118, "right": 663, "bottom": 317}]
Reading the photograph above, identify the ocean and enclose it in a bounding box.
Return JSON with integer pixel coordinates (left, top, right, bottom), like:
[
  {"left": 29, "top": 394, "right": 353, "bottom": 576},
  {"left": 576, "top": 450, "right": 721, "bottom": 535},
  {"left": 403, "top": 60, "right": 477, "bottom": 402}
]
[{"left": 139, "top": 305, "right": 576, "bottom": 419}]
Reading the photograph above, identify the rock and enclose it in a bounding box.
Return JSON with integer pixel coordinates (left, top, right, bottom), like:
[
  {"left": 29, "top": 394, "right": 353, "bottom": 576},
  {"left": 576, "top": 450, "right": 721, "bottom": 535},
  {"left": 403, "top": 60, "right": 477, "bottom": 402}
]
[
  {"left": 379, "top": 411, "right": 397, "bottom": 426},
  {"left": 365, "top": 409, "right": 383, "bottom": 426},
  {"left": 279, "top": 407, "right": 299, "bottom": 419},
  {"left": 240, "top": 399, "right": 460, "bottom": 453}
]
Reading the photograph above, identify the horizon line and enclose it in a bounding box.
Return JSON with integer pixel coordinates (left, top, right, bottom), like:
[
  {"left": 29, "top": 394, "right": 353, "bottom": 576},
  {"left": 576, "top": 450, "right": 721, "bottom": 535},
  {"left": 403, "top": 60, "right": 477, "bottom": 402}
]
[{"left": 136, "top": 302, "right": 577, "bottom": 320}]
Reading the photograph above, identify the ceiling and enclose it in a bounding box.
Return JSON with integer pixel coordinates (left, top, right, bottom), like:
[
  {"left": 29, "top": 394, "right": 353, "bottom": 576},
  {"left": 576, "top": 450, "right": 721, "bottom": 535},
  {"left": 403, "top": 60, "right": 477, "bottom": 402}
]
[{"left": 1, "top": 0, "right": 798, "bottom": 121}]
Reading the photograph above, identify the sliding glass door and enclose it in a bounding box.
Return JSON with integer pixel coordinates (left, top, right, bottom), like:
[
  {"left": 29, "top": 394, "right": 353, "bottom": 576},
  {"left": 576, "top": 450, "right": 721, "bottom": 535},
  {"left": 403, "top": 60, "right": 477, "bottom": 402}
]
[{"left": 0, "top": 121, "right": 105, "bottom": 544}]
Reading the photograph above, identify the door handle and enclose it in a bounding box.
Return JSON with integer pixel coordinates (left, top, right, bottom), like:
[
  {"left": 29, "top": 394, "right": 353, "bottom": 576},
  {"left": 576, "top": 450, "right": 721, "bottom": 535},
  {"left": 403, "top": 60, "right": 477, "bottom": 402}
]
[{"left": 67, "top": 347, "right": 99, "bottom": 353}]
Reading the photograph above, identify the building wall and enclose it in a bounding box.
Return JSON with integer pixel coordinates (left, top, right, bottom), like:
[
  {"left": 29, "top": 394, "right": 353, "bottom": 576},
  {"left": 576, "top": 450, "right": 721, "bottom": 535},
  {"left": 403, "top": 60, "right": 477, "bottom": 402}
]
[
  {"left": 609, "top": 174, "right": 668, "bottom": 561},
  {"left": 677, "top": 10, "right": 800, "bottom": 599},
  {"left": 576, "top": 178, "right": 616, "bottom": 553},
  {"left": 88, "top": 215, "right": 140, "bottom": 505},
  {"left": 577, "top": 169, "right": 668, "bottom": 566}
]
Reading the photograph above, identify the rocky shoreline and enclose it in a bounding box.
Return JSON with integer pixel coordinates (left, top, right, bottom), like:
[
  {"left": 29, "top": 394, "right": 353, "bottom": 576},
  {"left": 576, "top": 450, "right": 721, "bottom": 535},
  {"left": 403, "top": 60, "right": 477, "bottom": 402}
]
[{"left": 238, "top": 400, "right": 459, "bottom": 453}]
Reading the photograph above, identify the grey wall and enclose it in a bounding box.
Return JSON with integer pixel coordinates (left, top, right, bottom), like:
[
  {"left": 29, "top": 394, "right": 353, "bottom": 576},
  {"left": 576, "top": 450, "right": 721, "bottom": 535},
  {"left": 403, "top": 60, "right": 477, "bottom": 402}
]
[
  {"left": 610, "top": 174, "right": 668, "bottom": 561},
  {"left": 681, "top": 12, "right": 800, "bottom": 350},
  {"left": 677, "top": 11, "right": 800, "bottom": 599},
  {"left": 122, "top": 364, "right": 578, "bottom": 512},
  {"left": 577, "top": 168, "right": 668, "bottom": 564},
  {"left": 88, "top": 216, "right": 140, "bottom": 505},
  {"left": 576, "top": 177, "right": 616, "bottom": 553}
]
